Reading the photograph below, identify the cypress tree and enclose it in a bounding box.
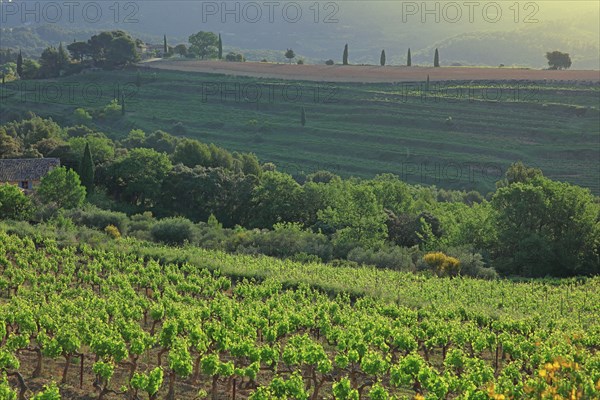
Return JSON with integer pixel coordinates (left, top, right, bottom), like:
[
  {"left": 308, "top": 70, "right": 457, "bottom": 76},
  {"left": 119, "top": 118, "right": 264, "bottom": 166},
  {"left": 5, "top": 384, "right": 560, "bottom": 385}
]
[
  {"left": 218, "top": 34, "right": 223, "bottom": 60},
  {"left": 434, "top": 48, "right": 440, "bottom": 67},
  {"left": 17, "top": 50, "right": 23, "bottom": 77},
  {"left": 380, "top": 50, "right": 386, "bottom": 66},
  {"left": 80, "top": 142, "right": 94, "bottom": 195},
  {"left": 426, "top": 74, "right": 430, "bottom": 91},
  {"left": 121, "top": 94, "right": 125, "bottom": 116},
  {"left": 57, "top": 42, "right": 70, "bottom": 71},
  {"left": 407, "top": 48, "right": 412, "bottom": 66},
  {"left": 343, "top": 44, "right": 349, "bottom": 65},
  {"left": 301, "top": 107, "right": 306, "bottom": 127},
  {"left": 163, "top": 34, "right": 168, "bottom": 56}
]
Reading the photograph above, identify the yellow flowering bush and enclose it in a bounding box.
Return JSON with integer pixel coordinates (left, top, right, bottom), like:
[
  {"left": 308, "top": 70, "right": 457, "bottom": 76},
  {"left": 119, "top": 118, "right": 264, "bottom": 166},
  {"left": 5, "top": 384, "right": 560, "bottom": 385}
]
[
  {"left": 423, "top": 252, "right": 461, "bottom": 277},
  {"left": 104, "top": 224, "right": 121, "bottom": 240}
]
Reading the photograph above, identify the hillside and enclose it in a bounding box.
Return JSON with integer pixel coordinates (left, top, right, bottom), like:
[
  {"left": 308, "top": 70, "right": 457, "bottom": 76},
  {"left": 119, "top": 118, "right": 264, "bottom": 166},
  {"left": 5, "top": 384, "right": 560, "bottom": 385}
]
[{"left": 2, "top": 69, "right": 598, "bottom": 194}]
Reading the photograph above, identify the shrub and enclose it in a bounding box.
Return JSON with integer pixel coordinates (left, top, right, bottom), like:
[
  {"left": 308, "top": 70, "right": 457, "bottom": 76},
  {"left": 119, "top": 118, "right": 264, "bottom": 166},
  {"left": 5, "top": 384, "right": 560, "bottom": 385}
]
[
  {"left": 0, "top": 184, "right": 32, "bottom": 220},
  {"left": 151, "top": 217, "right": 196, "bottom": 245},
  {"left": 328, "top": 259, "right": 360, "bottom": 269},
  {"left": 289, "top": 252, "right": 322, "bottom": 264},
  {"left": 104, "top": 224, "right": 121, "bottom": 239},
  {"left": 69, "top": 205, "right": 129, "bottom": 234},
  {"left": 73, "top": 108, "right": 92, "bottom": 124},
  {"left": 325, "top": 59, "right": 334, "bottom": 65},
  {"left": 225, "top": 52, "right": 244, "bottom": 62},
  {"left": 263, "top": 222, "right": 332, "bottom": 260},
  {"left": 348, "top": 246, "right": 417, "bottom": 271},
  {"left": 102, "top": 99, "right": 121, "bottom": 119},
  {"left": 129, "top": 211, "right": 155, "bottom": 232},
  {"left": 423, "top": 252, "right": 461, "bottom": 277},
  {"left": 443, "top": 246, "right": 498, "bottom": 279},
  {"left": 297, "top": 59, "right": 304, "bottom": 65}
]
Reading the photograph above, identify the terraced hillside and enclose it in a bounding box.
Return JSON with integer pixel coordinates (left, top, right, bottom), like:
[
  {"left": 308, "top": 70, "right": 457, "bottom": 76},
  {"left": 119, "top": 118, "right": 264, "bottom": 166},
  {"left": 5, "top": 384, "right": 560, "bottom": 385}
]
[{"left": 1, "top": 69, "right": 598, "bottom": 193}]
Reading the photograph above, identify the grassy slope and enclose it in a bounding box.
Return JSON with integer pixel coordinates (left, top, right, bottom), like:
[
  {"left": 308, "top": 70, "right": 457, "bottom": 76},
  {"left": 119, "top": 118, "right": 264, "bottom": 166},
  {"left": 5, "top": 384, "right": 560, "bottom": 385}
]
[{"left": 1, "top": 69, "right": 598, "bottom": 193}]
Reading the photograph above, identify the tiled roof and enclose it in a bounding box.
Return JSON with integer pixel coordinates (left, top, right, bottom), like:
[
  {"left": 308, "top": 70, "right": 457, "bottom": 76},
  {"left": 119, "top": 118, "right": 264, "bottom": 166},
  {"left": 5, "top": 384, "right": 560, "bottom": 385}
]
[{"left": 0, "top": 158, "right": 61, "bottom": 182}]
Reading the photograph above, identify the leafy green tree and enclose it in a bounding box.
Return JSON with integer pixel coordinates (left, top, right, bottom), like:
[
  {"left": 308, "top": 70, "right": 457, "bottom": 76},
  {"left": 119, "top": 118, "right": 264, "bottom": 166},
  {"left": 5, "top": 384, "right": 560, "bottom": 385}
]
[
  {"left": 407, "top": 48, "right": 411, "bottom": 66},
  {"left": 0, "top": 131, "right": 21, "bottom": 158},
  {"left": 491, "top": 176, "right": 599, "bottom": 277},
  {"left": 67, "top": 41, "right": 90, "bottom": 62},
  {"left": 251, "top": 171, "right": 303, "bottom": 228},
  {"left": 218, "top": 33, "right": 223, "bottom": 59},
  {"left": 159, "top": 165, "right": 256, "bottom": 225},
  {"left": 103, "top": 148, "right": 172, "bottom": 207},
  {"left": 80, "top": 142, "right": 95, "bottom": 195},
  {"left": 380, "top": 50, "right": 386, "bottom": 66},
  {"left": 1, "top": 115, "right": 64, "bottom": 148},
  {"left": 368, "top": 174, "right": 413, "bottom": 214},
  {"left": 496, "top": 161, "right": 543, "bottom": 188},
  {"left": 88, "top": 31, "right": 139, "bottom": 68},
  {"left": 69, "top": 134, "right": 115, "bottom": 165},
  {"left": 21, "top": 59, "right": 40, "bottom": 79},
  {"left": 121, "top": 129, "right": 146, "bottom": 149},
  {"left": 0, "top": 62, "right": 16, "bottom": 82},
  {"left": 37, "top": 166, "right": 86, "bottom": 209},
  {"left": 188, "top": 31, "right": 219, "bottom": 59},
  {"left": 172, "top": 138, "right": 211, "bottom": 167},
  {"left": 39, "top": 46, "right": 60, "bottom": 78},
  {"left": 0, "top": 184, "right": 32, "bottom": 220},
  {"left": 16, "top": 50, "right": 23, "bottom": 77},
  {"left": 108, "top": 35, "right": 139, "bottom": 67},
  {"left": 239, "top": 153, "right": 262, "bottom": 177},
  {"left": 73, "top": 108, "right": 92, "bottom": 125},
  {"left": 144, "top": 130, "right": 178, "bottom": 154},
  {"left": 174, "top": 44, "right": 188, "bottom": 57},
  {"left": 318, "top": 180, "right": 387, "bottom": 249},
  {"left": 434, "top": 48, "right": 440, "bottom": 67},
  {"left": 208, "top": 144, "right": 234, "bottom": 169},
  {"left": 546, "top": 51, "right": 572, "bottom": 70},
  {"left": 285, "top": 49, "right": 295, "bottom": 64},
  {"left": 343, "top": 44, "right": 349, "bottom": 65}
]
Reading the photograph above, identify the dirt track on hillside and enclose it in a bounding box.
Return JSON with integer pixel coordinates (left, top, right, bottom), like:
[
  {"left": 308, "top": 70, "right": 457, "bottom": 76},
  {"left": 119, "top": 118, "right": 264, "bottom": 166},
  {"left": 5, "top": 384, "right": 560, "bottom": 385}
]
[{"left": 140, "top": 60, "right": 600, "bottom": 83}]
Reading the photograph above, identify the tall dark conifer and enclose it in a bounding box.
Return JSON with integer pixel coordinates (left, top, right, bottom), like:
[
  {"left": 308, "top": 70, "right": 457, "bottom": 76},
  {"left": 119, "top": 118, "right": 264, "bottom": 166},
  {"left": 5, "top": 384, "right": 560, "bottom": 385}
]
[
  {"left": 407, "top": 48, "right": 412, "bottom": 66},
  {"left": 218, "top": 34, "right": 223, "bottom": 60},
  {"left": 80, "top": 142, "right": 95, "bottom": 195},
  {"left": 17, "top": 50, "right": 23, "bottom": 77},
  {"left": 343, "top": 44, "right": 349, "bottom": 65}
]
